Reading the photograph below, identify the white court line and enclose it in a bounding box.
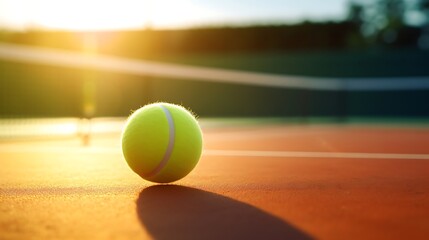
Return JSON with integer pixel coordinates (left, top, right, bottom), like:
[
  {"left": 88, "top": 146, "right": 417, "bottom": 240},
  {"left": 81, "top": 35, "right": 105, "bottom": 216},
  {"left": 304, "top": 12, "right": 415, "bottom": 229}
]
[
  {"left": 0, "top": 145, "right": 428, "bottom": 160},
  {"left": 203, "top": 150, "right": 429, "bottom": 160}
]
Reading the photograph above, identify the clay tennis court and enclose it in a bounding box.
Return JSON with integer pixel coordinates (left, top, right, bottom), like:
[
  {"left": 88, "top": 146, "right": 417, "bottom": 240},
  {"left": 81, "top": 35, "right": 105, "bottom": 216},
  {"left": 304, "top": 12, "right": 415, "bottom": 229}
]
[{"left": 1, "top": 121, "right": 428, "bottom": 240}]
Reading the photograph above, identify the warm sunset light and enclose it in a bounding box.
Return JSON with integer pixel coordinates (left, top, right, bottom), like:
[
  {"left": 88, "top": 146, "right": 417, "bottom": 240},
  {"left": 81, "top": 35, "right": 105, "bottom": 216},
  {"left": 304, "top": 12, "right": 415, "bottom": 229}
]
[
  {"left": 1, "top": 0, "right": 429, "bottom": 239},
  {"left": 0, "top": 0, "right": 351, "bottom": 31},
  {"left": 0, "top": 0, "right": 217, "bottom": 30},
  {"left": 34, "top": 0, "right": 151, "bottom": 30}
]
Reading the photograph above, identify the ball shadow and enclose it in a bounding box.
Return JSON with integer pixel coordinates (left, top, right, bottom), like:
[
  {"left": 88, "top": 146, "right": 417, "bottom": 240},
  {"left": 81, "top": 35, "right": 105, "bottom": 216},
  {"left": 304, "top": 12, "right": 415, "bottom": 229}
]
[{"left": 137, "top": 185, "right": 313, "bottom": 240}]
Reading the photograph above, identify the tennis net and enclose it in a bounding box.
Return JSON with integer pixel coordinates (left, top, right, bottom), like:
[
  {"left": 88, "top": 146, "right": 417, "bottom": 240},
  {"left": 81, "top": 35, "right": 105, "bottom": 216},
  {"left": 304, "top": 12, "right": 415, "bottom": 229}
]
[{"left": 0, "top": 43, "right": 428, "bottom": 140}]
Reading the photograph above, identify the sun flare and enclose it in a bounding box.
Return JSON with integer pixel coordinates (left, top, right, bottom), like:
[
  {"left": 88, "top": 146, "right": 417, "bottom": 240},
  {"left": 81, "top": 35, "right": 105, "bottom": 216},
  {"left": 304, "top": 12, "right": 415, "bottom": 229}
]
[{"left": 25, "top": 0, "right": 215, "bottom": 30}]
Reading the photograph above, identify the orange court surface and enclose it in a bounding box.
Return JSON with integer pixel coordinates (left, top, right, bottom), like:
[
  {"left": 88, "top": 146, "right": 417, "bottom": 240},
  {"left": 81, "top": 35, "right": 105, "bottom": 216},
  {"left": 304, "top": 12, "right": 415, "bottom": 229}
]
[{"left": 1, "top": 121, "right": 429, "bottom": 240}]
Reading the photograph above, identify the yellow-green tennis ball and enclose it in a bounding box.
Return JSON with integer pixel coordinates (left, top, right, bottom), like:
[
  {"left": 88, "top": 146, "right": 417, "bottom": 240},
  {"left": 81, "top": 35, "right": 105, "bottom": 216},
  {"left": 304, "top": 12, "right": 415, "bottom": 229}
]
[{"left": 121, "top": 102, "right": 203, "bottom": 183}]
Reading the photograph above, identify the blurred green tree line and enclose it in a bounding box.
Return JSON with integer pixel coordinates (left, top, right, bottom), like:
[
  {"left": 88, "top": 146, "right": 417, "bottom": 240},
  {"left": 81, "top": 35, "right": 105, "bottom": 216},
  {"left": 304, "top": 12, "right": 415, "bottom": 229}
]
[
  {"left": 0, "top": 23, "right": 359, "bottom": 57},
  {"left": 0, "top": 0, "right": 427, "bottom": 57}
]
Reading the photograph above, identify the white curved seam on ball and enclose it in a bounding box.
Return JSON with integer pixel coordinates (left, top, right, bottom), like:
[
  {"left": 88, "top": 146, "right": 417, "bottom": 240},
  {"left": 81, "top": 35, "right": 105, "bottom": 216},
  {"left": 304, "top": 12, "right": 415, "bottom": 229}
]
[{"left": 145, "top": 104, "right": 175, "bottom": 178}]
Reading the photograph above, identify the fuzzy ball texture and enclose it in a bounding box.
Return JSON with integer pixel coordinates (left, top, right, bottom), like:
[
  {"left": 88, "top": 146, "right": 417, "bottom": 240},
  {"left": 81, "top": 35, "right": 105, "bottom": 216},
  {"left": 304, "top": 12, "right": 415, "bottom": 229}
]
[{"left": 122, "top": 102, "right": 203, "bottom": 183}]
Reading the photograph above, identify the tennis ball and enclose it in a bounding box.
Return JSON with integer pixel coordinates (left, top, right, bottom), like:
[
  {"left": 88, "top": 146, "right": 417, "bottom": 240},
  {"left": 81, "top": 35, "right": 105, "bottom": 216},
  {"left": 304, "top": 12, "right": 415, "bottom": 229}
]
[{"left": 121, "top": 102, "right": 203, "bottom": 183}]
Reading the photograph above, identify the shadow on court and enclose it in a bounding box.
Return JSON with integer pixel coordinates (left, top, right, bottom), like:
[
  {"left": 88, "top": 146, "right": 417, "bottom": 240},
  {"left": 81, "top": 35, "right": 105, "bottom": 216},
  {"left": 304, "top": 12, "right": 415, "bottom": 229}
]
[{"left": 136, "top": 185, "right": 312, "bottom": 240}]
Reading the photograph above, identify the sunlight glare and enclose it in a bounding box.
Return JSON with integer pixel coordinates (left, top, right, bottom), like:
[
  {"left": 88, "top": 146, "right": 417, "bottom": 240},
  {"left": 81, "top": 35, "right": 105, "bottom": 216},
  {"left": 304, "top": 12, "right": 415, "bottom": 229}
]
[{"left": 27, "top": 0, "right": 216, "bottom": 30}]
